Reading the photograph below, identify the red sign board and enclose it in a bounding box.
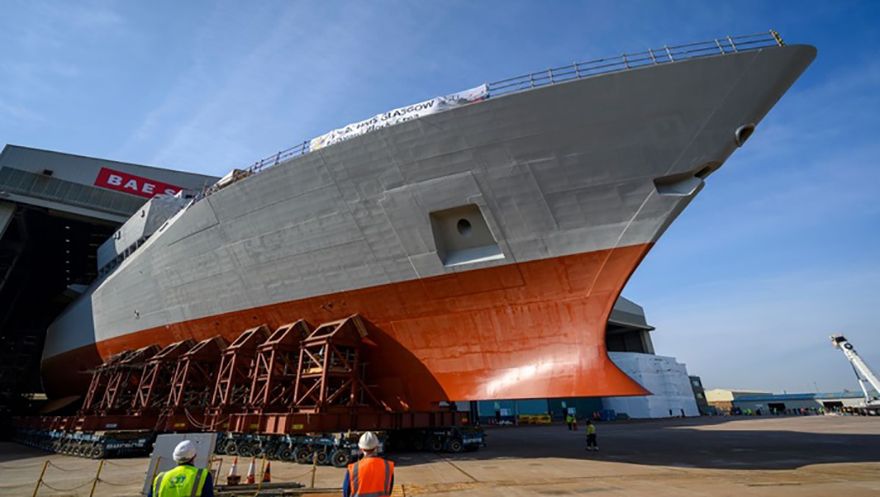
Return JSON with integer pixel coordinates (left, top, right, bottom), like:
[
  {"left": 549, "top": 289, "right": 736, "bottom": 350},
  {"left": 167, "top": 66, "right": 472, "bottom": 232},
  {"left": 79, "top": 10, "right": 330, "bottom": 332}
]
[{"left": 94, "top": 167, "right": 183, "bottom": 199}]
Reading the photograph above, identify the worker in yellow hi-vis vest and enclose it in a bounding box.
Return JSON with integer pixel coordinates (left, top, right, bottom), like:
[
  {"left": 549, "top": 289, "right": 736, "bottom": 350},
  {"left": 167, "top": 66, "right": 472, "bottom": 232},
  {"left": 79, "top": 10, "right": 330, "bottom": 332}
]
[
  {"left": 585, "top": 420, "right": 598, "bottom": 451},
  {"left": 149, "top": 440, "right": 214, "bottom": 497}
]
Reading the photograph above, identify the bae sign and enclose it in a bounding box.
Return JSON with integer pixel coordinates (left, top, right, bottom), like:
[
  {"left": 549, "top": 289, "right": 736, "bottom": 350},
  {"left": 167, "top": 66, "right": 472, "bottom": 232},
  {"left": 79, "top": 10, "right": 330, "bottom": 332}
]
[{"left": 94, "top": 167, "right": 183, "bottom": 199}]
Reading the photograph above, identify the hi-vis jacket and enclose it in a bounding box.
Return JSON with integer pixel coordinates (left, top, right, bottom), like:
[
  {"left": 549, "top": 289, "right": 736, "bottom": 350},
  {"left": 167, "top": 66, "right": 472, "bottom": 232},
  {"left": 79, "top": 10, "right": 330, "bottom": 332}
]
[{"left": 346, "top": 456, "right": 395, "bottom": 497}]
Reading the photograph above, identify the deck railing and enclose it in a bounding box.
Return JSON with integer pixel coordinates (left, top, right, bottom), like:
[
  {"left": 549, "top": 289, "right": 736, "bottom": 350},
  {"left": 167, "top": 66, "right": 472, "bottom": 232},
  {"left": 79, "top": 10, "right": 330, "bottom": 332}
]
[
  {"left": 486, "top": 30, "right": 784, "bottom": 97},
  {"left": 199, "top": 30, "right": 784, "bottom": 199}
]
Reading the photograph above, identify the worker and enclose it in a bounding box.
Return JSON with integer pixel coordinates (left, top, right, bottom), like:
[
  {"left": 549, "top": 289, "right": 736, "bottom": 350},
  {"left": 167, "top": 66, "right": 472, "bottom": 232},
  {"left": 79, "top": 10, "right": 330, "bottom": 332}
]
[
  {"left": 149, "top": 440, "right": 214, "bottom": 497},
  {"left": 343, "top": 432, "right": 394, "bottom": 497},
  {"left": 585, "top": 420, "right": 598, "bottom": 451},
  {"left": 565, "top": 413, "right": 573, "bottom": 430}
]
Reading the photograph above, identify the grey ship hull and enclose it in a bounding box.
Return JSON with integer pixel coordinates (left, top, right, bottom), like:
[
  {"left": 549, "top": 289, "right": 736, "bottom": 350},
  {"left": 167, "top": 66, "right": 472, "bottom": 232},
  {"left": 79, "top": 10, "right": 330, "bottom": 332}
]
[{"left": 44, "top": 44, "right": 815, "bottom": 406}]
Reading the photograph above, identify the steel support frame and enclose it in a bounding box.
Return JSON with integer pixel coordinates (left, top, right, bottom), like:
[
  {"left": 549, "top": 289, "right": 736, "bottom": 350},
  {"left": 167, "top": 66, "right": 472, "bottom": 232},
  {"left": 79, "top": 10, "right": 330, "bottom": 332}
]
[
  {"left": 292, "top": 315, "right": 384, "bottom": 414},
  {"left": 161, "top": 336, "right": 226, "bottom": 431},
  {"left": 206, "top": 325, "right": 269, "bottom": 430},
  {"left": 96, "top": 345, "right": 159, "bottom": 416},
  {"left": 248, "top": 320, "right": 311, "bottom": 410},
  {"left": 130, "top": 340, "right": 194, "bottom": 416}
]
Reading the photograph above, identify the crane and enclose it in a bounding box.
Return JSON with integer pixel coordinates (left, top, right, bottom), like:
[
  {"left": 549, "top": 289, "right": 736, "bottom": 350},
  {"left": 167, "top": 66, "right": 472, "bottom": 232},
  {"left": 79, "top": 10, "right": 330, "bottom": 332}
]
[{"left": 830, "top": 335, "right": 880, "bottom": 411}]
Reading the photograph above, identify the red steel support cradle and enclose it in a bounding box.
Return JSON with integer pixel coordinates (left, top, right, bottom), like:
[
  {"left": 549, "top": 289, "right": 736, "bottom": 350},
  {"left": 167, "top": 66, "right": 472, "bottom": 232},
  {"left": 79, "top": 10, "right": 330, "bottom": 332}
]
[
  {"left": 231, "top": 321, "right": 311, "bottom": 432},
  {"left": 74, "top": 345, "right": 158, "bottom": 431},
  {"left": 256, "top": 315, "right": 391, "bottom": 434},
  {"left": 206, "top": 325, "right": 269, "bottom": 431},
  {"left": 248, "top": 320, "right": 311, "bottom": 409},
  {"left": 292, "top": 315, "right": 385, "bottom": 414},
  {"left": 130, "top": 340, "right": 195, "bottom": 419},
  {"left": 162, "top": 336, "right": 227, "bottom": 431},
  {"left": 79, "top": 351, "right": 131, "bottom": 416},
  {"left": 96, "top": 345, "right": 159, "bottom": 416},
  {"left": 19, "top": 314, "right": 477, "bottom": 457}
]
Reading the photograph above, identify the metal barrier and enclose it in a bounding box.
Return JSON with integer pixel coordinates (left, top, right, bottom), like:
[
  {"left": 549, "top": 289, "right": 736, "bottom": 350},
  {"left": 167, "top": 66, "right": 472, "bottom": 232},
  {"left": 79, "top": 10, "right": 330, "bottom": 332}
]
[
  {"left": 199, "top": 30, "right": 784, "bottom": 198},
  {"left": 486, "top": 30, "right": 783, "bottom": 97}
]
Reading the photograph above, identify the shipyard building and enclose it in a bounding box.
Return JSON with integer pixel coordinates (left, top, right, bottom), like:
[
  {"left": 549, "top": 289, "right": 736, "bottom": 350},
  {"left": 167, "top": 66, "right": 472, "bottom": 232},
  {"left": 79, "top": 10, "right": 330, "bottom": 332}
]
[
  {"left": 0, "top": 145, "right": 216, "bottom": 418},
  {"left": 705, "top": 388, "right": 866, "bottom": 414}
]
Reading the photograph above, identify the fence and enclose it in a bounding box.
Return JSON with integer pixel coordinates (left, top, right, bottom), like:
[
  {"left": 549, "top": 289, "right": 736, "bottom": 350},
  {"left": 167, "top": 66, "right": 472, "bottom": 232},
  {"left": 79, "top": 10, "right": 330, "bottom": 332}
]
[{"left": 0, "top": 455, "right": 325, "bottom": 496}]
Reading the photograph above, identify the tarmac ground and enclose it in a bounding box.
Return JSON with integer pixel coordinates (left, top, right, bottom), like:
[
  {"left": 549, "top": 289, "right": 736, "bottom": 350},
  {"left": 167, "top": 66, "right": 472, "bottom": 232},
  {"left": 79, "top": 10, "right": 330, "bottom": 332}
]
[{"left": 1, "top": 415, "right": 878, "bottom": 496}]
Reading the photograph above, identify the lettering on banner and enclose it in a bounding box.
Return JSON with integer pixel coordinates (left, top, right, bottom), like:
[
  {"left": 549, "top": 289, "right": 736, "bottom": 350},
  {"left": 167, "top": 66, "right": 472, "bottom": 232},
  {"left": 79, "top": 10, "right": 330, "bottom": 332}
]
[
  {"left": 309, "top": 84, "right": 488, "bottom": 151},
  {"left": 94, "top": 167, "right": 183, "bottom": 198}
]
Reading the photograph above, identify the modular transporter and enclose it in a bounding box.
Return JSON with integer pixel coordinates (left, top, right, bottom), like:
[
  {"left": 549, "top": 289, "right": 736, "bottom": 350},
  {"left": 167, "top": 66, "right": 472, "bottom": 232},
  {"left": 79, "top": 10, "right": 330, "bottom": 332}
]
[{"left": 16, "top": 31, "right": 815, "bottom": 460}]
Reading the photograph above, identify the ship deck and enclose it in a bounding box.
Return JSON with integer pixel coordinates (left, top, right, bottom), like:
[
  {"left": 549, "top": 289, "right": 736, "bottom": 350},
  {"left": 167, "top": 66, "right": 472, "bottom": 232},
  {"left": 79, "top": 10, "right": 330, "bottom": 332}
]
[{"left": 1, "top": 416, "right": 878, "bottom": 496}]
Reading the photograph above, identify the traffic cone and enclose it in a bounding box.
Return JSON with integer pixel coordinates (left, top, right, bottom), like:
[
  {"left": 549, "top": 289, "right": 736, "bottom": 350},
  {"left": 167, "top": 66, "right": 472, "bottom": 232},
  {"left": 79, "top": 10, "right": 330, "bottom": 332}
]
[
  {"left": 245, "top": 457, "right": 256, "bottom": 485},
  {"left": 226, "top": 456, "right": 241, "bottom": 486},
  {"left": 261, "top": 461, "right": 271, "bottom": 483}
]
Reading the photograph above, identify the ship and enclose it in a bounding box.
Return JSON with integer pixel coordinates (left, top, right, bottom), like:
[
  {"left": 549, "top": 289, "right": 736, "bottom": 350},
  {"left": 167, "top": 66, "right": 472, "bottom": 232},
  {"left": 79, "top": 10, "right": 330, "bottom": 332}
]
[{"left": 42, "top": 32, "right": 815, "bottom": 410}]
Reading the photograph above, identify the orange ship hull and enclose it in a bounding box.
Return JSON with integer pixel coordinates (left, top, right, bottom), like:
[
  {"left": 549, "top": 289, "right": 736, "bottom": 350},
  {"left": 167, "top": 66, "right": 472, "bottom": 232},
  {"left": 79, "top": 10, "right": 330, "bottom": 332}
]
[{"left": 43, "top": 243, "right": 651, "bottom": 408}]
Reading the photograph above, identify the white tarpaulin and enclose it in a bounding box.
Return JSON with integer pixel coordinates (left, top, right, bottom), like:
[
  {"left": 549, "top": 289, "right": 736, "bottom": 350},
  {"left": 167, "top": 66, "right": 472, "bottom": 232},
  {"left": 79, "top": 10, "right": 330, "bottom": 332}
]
[{"left": 309, "top": 84, "right": 488, "bottom": 151}]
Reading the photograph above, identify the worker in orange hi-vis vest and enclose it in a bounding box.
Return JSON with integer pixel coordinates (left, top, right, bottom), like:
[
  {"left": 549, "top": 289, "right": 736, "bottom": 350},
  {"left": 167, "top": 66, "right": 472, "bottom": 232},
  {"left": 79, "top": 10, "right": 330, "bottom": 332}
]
[{"left": 343, "top": 432, "right": 394, "bottom": 497}]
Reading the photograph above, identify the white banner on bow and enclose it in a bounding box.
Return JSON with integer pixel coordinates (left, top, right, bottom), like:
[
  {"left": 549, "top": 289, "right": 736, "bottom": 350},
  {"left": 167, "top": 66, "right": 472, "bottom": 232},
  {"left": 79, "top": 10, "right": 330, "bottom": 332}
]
[{"left": 309, "top": 84, "right": 488, "bottom": 151}]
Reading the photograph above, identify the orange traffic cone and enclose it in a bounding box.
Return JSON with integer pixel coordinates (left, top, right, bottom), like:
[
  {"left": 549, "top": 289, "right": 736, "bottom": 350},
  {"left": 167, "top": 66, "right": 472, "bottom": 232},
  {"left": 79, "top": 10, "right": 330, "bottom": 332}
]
[
  {"left": 245, "top": 457, "right": 256, "bottom": 485},
  {"left": 226, "top": 456, "right": 241, "bottom": 486},
  {"left": 261, "top": 461, "right": 271, "bottom": 483}
]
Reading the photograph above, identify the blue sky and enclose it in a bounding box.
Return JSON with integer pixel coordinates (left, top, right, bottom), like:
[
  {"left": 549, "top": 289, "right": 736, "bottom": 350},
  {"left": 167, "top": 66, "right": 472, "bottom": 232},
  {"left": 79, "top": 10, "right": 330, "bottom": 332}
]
[{"left": 1, "top": 1, "right": 878, "bottom": 393}]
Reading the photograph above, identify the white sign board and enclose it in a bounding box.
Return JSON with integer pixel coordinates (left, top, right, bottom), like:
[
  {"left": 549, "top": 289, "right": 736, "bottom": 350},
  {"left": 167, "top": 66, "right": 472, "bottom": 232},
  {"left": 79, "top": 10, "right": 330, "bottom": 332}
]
[
  {"left": 309, "top": 84, "right": 488, "bottom": 151},
  {"left": 142, "top": 433, "right": 217, "bottom": 496}
]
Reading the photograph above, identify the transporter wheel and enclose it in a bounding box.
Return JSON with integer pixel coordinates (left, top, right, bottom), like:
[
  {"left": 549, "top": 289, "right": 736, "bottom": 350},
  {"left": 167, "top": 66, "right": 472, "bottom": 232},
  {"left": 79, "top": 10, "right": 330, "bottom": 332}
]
[
  {"left": 223, "top": 440, "right": 238, "bottom": 455},
  {"left": 315, "top": 450, "right": 330, "bottom": 466},
  {"left": 91, "top": 444, "right": 106, "bottom": 459},
  {"left": 237, "top": 443, "right": 253, "bottom": 458},
  {"left": 430, "top": 437, "right": 444, "bottom": 452},
  {"left": 330, "top": 449, "right": 350, "bottom": 468},
  {"left": 278, "top": 447, "right": 294, "bottom": 462},
  {"left": 447, "top": 439, "right": 464, "bottom": 453},
  {"left": 294, "top": 446, "right": 313, "bottom": 465},
  {"left": 262, "top": 444, "right": 276, "bottom": 461}
]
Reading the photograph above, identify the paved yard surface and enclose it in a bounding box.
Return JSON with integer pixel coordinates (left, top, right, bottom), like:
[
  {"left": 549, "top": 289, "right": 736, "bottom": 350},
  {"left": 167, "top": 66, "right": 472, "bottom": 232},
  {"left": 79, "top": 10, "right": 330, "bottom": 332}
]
[{"left": 1, "top": 415, "right": 878, "bottom": 496}]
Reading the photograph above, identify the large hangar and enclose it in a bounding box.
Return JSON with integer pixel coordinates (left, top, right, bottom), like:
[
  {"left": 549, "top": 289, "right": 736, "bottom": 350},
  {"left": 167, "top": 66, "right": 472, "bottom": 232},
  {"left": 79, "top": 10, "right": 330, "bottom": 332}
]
[{"left": 0, "top": 145, "right": 217, "bottom": 418}]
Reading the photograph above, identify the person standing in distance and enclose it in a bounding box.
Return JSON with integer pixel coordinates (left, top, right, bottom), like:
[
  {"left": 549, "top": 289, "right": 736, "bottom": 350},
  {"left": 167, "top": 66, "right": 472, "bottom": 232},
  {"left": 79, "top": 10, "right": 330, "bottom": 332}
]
[
  {"left": 343, "top": 432, "right": 395, "bottom": 497},
  {"left": 149, "top": 440, "right": 214, "bottom": 497},
  {"left": 585, "top": 420, "right": 598, "bottom": 452}
]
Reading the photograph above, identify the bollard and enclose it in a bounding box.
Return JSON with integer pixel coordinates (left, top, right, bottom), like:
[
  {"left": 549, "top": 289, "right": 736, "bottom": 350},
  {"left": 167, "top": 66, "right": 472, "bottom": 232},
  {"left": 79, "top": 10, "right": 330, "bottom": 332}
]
[
  {"left": 31, "top": 460, "right": 49, "bottom": 497},
  {"left": 310, "top": 451, "right": 318, "bottom": 488},
  {"left": 213, "top": 456, "right": 223, "bottom": 485},
  {"left": 88, "top": 459, "right": 105, "bottom": 497},
  {"left": 150, "top": 455, "right": 163, "bottom": 490},
  {"left": 256, "top": 457, "right": 267, "bottom": 492}
]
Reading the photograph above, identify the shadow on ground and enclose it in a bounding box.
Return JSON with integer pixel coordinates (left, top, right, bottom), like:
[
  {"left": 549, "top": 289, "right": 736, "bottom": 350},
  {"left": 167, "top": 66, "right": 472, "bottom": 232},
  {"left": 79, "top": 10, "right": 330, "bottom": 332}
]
[
  {"left": 392, "top": 416, "right": 880, "bottom": 470},
  {"left": 3, "top": 416, "right": 878, "bottom": 472}
]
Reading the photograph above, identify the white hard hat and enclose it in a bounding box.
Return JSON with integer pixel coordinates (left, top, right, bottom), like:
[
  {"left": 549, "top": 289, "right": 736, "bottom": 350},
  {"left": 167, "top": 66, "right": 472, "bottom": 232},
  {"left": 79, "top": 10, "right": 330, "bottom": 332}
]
[
  {"left": 173, "top": 440, "right": 197, "bottom": 462},
  {"left": 358, "top": 431, "right": 379, "bottom": 451}
]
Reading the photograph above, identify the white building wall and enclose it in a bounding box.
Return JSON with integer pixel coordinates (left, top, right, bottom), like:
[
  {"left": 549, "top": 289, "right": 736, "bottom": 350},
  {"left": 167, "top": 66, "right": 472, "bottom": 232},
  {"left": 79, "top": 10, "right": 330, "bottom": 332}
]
[{"left": 602, "top": 352, "right": 700, "bottom": 418}]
